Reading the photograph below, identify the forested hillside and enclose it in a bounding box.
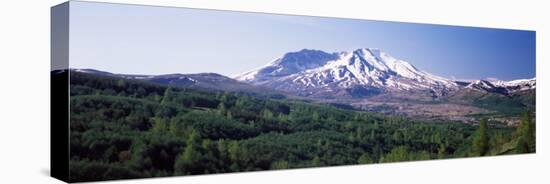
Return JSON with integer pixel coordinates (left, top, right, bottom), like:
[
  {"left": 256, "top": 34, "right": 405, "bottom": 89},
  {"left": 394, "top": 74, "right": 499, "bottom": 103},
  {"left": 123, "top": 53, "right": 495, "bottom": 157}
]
[{"left": 66, "top": 71, "right": 534, "bottom": 182}]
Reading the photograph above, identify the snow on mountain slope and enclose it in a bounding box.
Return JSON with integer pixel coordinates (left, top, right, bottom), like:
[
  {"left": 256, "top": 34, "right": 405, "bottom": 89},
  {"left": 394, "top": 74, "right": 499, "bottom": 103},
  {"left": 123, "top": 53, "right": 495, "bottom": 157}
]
[
  {"left": 466, "top": 80, "right": 497, "bottom": 90},
  {"left": 493, "top": 78, "right": 536, "bottom": 91},
  {"left": 465, "top": 80, "right": 508, "bottom": 94},
  {"left": 467, "top": 78, "right": 536, "bottom": 94},
  {"left": 236, "top": 48, "right": 458, "bottom": 97},
  {"left": 235, "top": 49, "right": 339, "bottom": 84}
]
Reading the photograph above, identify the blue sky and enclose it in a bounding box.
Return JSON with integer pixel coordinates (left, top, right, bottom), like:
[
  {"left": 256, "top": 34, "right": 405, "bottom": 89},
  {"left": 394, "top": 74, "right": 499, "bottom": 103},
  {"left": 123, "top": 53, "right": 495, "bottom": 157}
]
[{"left": 69, "top": 1, "right": 535, "bottom": 81}]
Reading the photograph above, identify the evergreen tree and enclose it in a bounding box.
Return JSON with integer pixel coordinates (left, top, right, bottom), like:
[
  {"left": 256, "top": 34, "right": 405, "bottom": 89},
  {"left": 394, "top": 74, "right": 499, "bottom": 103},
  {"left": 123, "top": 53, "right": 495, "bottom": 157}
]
[
  {"left": 174, "top": 144, "right": 198, "bottom": 175},
  {"left": 312, "top": 111, "right": 320, "bottom": 122},
  {"left": 380, "top": 146, "right": 409, "bottom": 163},
  {"left": 516, "top": 110, "right": 535, "bottom": 153},
  {"left": 150, "top": 118, "right": 169, "bottom": 134},
  {"left": 437, "top": 143, "right": 446, "bottom": 159},
  {"left": 228, "top": 141, "right": 248, "bottom": 171},
  {"left": 116, "top": 79, "right": 126, "bottom": 87},
  {"left": 160, "top": 87, "right": 175, "bottom": 105},
  {"left": 369, "top": 129, "right": 376, "bottom": 141},
  {"left": 414, "top": 151, "right": 431, "bottom": 160},
  {"left": 472, "top": 119, "right": 489, "bottom": 156},
  {"left": 217, "top": 102, "right": 227, "bottom": 116},
  {"left": 358, "top": 153, "right": 373, "bottom": 164},
  {"left": 311, "top": 156, "right": 321, "bottom": 167},
  {"left": 174, "top": 129, "right": 201, "bottom": 175},
  {"left": 262, "top": 109, "right": 274, "bottom": 119},
  {"left": 271, "top": 161, "right": 289, "bottom": 169}
]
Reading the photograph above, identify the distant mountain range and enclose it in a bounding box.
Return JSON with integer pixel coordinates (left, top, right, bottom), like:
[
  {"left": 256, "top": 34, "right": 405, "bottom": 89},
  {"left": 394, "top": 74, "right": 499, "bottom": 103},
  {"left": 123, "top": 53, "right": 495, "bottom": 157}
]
[
  {"left": 235, "top": 48, "right": 535, "bottom": 98},
  {"left": 72, "top": 48, "right": 535, "bottom": 99},
  {"left": 463, "top": 78, "right": 536, "bottom": 95},
  {"left": 69, "top": 48, "right": 535, "bottom": 121}
]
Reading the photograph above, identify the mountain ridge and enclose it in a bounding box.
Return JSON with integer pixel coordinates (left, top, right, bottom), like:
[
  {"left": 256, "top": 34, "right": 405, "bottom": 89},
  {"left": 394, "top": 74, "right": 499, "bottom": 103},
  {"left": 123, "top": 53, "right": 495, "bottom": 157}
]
[
  {"left": 235, "top": 48, "right": 535, "bottom": 98},
  {"left": 70, "top": 69, "right": 292, "bottom": 99}
]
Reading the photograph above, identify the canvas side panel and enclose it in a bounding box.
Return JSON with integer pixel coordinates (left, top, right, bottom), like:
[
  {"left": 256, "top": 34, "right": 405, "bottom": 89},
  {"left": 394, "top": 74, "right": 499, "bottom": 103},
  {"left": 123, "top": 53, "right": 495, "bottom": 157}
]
[{"left": 51, "top": 1, "right": 70, "bottom": 182}]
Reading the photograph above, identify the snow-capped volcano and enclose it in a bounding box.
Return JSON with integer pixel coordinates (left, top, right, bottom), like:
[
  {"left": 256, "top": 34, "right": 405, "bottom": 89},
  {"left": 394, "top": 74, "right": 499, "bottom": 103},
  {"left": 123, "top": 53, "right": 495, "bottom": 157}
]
[{"left": 236, "top": 48, "right": 458, "bottom": 97}]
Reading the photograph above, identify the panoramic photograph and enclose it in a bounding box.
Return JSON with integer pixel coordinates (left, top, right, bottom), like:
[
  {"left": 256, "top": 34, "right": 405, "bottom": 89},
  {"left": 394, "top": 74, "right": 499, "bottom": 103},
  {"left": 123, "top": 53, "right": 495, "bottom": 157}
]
[{"left": 55, "top": 1, "right": 535, "bottom": 182}]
